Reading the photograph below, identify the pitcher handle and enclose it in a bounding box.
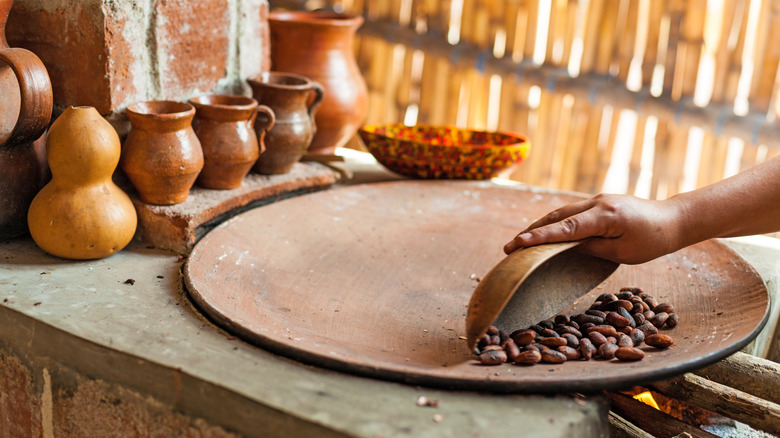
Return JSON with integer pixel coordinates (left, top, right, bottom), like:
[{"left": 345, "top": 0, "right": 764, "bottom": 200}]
[
  {"left": 0, "top": 47, "right": 53, "bottom": 147},
  {"left": 307, "top": 81, "right": 325, "bottom": 119},
  {"left": 253, "top": 105, "right": 275, "bottom": 133}
]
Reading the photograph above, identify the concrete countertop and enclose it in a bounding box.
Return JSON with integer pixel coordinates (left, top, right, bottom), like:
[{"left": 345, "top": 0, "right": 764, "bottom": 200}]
[
  {"left": 0, "top": 150, "right": 610, "bottom": 437},
  {"left": 1, "top": 149, "right": 777, "bottom": 437}
]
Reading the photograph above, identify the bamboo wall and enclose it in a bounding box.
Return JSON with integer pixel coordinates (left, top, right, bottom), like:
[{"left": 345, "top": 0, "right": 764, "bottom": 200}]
[{"left": 274, "top": 0, "right": 780, "bottom": 199}]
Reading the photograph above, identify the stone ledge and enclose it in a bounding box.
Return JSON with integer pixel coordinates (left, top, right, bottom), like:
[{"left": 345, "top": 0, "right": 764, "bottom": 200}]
[{"left": 132, "top": 162, "right": 338, "bottom": 254}]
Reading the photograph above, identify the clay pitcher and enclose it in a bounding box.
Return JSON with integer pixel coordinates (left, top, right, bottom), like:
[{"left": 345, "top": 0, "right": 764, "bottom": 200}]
[
  {"left": 0, "top": 0, "right": 53, "bottom": 239},
  {"left": 121, "top": 101, "right": 203, "bottom": 205},
  {"left": 248, "top": 72, "right": 324, "bottom": 175},
  {"left": 268, "top": 11, "right": 367, "bottom": 155},
  {"left": 189, "top": 94, "right": 275, "bottom": 189}
]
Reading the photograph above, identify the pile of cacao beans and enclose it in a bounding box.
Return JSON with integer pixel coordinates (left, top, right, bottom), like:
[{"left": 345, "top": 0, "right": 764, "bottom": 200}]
[{"left": 475, "top": 287, "right": 677, "bottom": 365}]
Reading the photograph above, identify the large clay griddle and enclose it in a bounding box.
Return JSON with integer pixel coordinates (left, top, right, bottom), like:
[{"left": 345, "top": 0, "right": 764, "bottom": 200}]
[{"left": 183, "top": 180, "right": 769, "bottom": 393}]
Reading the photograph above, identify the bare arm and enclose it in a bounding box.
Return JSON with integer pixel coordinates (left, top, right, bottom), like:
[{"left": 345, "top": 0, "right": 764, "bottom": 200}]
[{"left": 503, "top": 155, "right": 780, "bottom": 264}]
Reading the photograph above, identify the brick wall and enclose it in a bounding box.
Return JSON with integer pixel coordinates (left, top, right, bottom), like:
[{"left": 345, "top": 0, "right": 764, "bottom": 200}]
[{"left": 6, "top": 0, "right": 270, "bottom": 133}]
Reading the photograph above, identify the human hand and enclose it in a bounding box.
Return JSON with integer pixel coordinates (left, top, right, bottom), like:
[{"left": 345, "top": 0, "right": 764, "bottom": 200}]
[{"left": 503, "top": 194, "right": 685, "bottom": 264}]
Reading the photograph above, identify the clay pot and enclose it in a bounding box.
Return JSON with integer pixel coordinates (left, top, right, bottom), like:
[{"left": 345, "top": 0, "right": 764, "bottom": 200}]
[
  {"left": 189, "top": 94, "right": 275, "bottom": 189},
  {"left": 268, "top": 11, "right": 368, "bottom": 155},
  {"left": 248, "top": 72, "right": 324, "bottom": 175},
  {"left": 0, "top": 0, "right": 53, "bottom": 239},
  {"left": 121, "top": 101, "right": 203, "bottom": 205},
  {"left": 27, "top": 106, "right": 137, "bottom": 260}
]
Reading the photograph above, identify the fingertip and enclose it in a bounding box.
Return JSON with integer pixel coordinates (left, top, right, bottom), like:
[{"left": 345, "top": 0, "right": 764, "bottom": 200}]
[{"left": 503, "top": 233, "right": 532, "bottom": 254}]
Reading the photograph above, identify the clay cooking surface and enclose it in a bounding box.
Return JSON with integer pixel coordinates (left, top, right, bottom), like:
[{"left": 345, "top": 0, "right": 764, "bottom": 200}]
[{"left": 184, "top": 180, "right": 769, "bottom": 393}]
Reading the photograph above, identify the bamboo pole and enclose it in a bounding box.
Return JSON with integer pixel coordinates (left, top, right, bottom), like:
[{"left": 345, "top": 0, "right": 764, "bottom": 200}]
[
  {"left": 640, "top": 0, "right": 666, "bottom": 89},
  {"left": 613, "top": 0, "right": 638, "bottom": 83},
  {"left": 558, "top": 98, "right": 590, "bottom": 191},
  {"left": 748, "top": 0, "right": 780, "bottom": 113},
  {"left": 626, "top": 114, "right": 647, "bottom": 196},
  {"left": 356, "top": 20, "right": 780, "bottom": 148},
  {"left": 575, "top": 104, "right": 606, "bottom": 194}
]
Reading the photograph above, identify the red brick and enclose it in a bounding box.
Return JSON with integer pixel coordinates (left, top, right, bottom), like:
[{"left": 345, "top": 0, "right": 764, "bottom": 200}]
[{"left": 6, "top": 0, "right": 270, "bottom": 119}]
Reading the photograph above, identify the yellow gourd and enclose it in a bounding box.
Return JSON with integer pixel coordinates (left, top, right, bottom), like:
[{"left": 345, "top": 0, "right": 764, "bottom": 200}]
[{"left": 27, "top": 106, "right": 137, "bottom": 259}]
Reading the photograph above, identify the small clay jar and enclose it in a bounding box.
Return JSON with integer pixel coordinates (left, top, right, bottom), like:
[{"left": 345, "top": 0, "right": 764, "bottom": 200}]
[
  {"left": 248, "top": 72, "right": 324, "bottom": 175},
  {"left": 189, "top": 94, "right": 275, "bottom": 189},
  {"left": 121, "top": 101, "right": 203, "bottom": 205}
]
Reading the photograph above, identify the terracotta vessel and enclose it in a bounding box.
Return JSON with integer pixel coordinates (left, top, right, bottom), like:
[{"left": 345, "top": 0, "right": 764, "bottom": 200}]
[
  {"left": 189, "top": 94, "right": 275, "bottom": 189},
  {"left": 268, "top": 11, "right": 368, "bottom": 155},
  {"left": 121, "top": 101, "right": 203, "bottom": 205},
  {"left": 0, "top": 0, "right": 53, "bottom": 239},
  {"left": 248, "top": 72, "right": 324, "bottom": 175},
  {"left": 27, "top": 106, "right": 137, "bottom": 260}
]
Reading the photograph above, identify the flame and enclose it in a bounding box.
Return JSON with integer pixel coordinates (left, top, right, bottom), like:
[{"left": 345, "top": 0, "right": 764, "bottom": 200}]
[{"left": 633, "top": 391, "right": 660, "bottom": 410}]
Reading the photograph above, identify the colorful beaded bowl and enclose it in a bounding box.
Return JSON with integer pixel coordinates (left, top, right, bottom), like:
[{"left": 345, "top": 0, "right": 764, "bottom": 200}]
[{"left": 358, "top": 124, "right": 530, "bottom": 179}]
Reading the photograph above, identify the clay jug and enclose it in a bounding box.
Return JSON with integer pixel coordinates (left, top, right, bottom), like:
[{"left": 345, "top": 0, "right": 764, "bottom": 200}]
[
  {"left": 27, "top": 106, "right": 137, "bottom": 260},
  {"left": 268, "top": 11, "right": 368, "bottom": 155},
  {"left": 189, "top": 94, "right": 275, "bottom": 189},
  {"left": 121, "top": 101, "right": 203, "bottom": 205},
  {"left": 0, "top": 0, "right": 53, "bottom": 239},
  {"left": 248, "top": 72, "right": 324, "bottom": 175}
]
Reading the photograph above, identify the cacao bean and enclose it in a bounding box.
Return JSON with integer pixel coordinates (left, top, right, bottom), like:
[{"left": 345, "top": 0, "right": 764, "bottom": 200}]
[
  {"left": 654, "top": 303, "right": 674, "bottom": 314},
  {"left": 598, "top": 343, "right": 619, "bottom": 360},
  {"left": 666, "top": 313, "right": 679, "bottom": 328},
  {"left": 585, "top": 309, "right": 607, "bottom": 319},
  {"left": 562, "top": 333, "right": 580, "bottom": 348},
  {"left": 503, "top": 338, "right": 520, "bottom": 362},
  {"left": 587, "top": 331, "right": 608, "bottom": 346},
  {"left": 539, "top": 336, "right": 568, "bottom": 347},
  {"left": 558, "top": 346, "right": 581, "bottom": 360},
  {"left": 511, "top": 329, "right": 537, "bottom": 346},
  {"left": 554, "top": 314, "right": 570, "bottom": 325},
  {"left": 479, "top": 349, "right": 507, "bottom": 365},
  {"left": 513, "top": 349, "right": 542, "bottom": 365},
  {"left": 580, "top": 338, "right": 596, "bottom": 360},
  {"left": 540, "top": 349, "right": 567, "bottom": 364},
  {"left": 637, "top": 322, "right": 658, "bottom": 336},
  {"left": 645, "top": 334, "right": 674, "bottom": 348},
  {"left": 651, "top": 312, "right": 670, "bottom": 328},
  {"left": 617, "top": 334, "right": 633, "bottom": 348},
  {"left": 629, "top": 328, "right": 645, "bottom": 346},
  {"left": 606, "top": 311, "right": 631, "bottom": 328},
  {"left": 615, "top": 346, "right": 645, "bottom": 361},
  {"left": 587, "top": 325, "right": 618, "bottom": 338}
]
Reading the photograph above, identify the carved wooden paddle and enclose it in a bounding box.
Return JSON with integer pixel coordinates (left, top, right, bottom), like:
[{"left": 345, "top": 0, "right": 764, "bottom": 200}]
[{"left": 466, "top": 242, "right": 620, "bottom": 351}]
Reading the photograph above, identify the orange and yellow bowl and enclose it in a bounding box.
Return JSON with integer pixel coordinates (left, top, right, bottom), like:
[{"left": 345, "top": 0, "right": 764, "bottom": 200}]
[{"left": 358, "top": 124, "right": 530, "bottom": 180}]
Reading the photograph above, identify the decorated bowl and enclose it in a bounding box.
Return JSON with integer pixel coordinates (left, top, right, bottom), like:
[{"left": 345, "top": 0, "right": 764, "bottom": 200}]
[{"left": 358, "top": 124, "right": 530, "bottom": 179}]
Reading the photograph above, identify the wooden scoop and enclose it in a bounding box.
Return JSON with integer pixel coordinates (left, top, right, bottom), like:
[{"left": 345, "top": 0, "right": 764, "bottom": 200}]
[{"left": 466, "top": 242, "right": 619, "bottom": 351}]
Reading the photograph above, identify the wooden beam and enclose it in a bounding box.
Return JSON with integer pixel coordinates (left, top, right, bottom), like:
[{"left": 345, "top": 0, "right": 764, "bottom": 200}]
[{"left": 648, "top": 373, "right": 780, "bottom": 436}]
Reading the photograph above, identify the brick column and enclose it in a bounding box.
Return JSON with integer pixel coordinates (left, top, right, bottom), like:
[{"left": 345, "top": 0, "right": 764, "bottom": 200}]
[{"left": 6, "top": 0, "right": 270, "bottom": 133}]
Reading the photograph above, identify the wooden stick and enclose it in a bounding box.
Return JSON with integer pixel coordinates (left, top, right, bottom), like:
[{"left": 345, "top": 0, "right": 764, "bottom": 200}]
[
  {"left": 692, "top": 352, "right": 780, "bottom": 404},
  {"left": 607, "top": 391, "right": 719, "bottom": 438},
  {"left": 608, "top": 411, "right": 657, "bottom": 438},
  {"left": 648, "top": 373, "right": 780, "bottom": 436}
]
